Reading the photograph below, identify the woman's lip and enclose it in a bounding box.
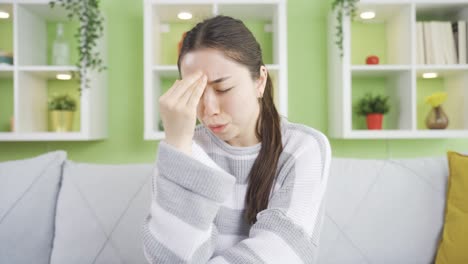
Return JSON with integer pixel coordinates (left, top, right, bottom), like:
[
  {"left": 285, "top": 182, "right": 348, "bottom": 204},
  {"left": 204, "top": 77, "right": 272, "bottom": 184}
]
[{"left": 208, "top": 124, "right": 227, "bottom": 133}]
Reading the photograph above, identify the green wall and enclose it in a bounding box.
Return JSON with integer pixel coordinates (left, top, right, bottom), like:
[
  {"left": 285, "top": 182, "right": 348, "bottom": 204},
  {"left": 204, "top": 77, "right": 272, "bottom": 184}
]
[{"left": 1, "top": 0, "right": 467, "bottom": 163}]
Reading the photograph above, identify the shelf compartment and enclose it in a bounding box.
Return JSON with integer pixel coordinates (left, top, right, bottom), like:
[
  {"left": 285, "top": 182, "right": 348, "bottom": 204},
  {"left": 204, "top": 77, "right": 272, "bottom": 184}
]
[
  {"left": 416, "top": 68, "right": 468, "bottom": 131},
  {"left": 351, "top": 69, "right": 413, "bottom": 131},
  {"left": 0, "top": 74, "right": 14, "bottom": 132},
  {"left": 416, "top": 3, "right": 468, "bottom": 65},
  {"left": 151, "top": 4, "right": 212, "bottom": 65},
  {"left": 351, "top": 3, "right": 412, "bottom": 65},
  {"left": 217, "top": 3, "right": 277, "bottom": 64},
  {"left": 16, "top": 69, "right": 81, "bottom": 133},
  {"left": 16, "top": 3, "right": 79, "bottom": 66},
  {"left": 0, "top": 3, "right": 14, "bottom": 66}
]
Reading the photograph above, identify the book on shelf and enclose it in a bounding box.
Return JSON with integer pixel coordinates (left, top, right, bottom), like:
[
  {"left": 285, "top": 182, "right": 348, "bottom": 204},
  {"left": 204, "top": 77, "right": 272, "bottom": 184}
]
[
  {"left": 452, "top": 21, "right": 467, "bottom": 64},
  {"left": 417, "top": 21, "right": 466, "bottom": 65}
]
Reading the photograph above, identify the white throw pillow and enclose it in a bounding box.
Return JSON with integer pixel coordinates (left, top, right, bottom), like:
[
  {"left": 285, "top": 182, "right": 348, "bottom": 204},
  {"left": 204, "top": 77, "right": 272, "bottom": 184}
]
[
  {"left": 50, "top": 160, "right": 153, "bottom": 264},
  {"left": 0, "top": 151, "right": 66, "bottom": 264}
]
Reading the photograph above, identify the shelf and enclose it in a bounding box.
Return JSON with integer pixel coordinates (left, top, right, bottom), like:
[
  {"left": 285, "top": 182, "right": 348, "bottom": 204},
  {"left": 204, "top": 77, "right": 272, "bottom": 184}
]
[
  {"left": 329, "top": 0, "right": 468, "bottom": 139},
  {"left": 415, "top": 65, "right": 468, "bottom": 76},
  {"left": 351, "top": 65, "right": 411, "bottom": 77},
  {"left": 0, "top": 1, "right": 107, "bottom": 141},
  {"left": 0, "top": 132, "right": 101, "bottom": 141},
  {"left": 18, "top": 66, "right": 79, "bottom": 79},
  {"left": 345, "top": 130, "right": 468, "bottom": 139}
]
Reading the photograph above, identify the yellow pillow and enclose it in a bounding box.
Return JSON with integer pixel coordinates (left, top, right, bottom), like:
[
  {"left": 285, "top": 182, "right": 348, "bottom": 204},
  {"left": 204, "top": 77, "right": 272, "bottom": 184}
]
[{"left": 435, "top": 151, "right": 468, "bottom": 264}]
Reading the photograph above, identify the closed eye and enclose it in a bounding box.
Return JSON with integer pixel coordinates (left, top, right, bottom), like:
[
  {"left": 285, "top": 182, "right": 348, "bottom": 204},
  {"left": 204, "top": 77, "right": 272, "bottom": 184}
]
[{"left": 216, "top": 87, "right": 234, "bottom": 93}]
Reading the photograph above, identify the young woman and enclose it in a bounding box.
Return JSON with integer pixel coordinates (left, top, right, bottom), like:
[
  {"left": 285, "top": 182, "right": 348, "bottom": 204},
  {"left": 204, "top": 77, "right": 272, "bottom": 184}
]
[{"left": 142, "top": 15, "right": 331, "bottom": 264}]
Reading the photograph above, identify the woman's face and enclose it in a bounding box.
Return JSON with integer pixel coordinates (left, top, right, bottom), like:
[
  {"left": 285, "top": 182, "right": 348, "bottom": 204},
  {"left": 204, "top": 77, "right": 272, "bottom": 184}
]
[{"left": 180, "top": 48, "right": 267, "bottom": 147}]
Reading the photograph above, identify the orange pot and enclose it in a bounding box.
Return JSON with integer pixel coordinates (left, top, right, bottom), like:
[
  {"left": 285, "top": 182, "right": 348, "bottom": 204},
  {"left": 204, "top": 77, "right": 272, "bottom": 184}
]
[{"left": 366, "top": 113, "right": 383, "bottom": 130}]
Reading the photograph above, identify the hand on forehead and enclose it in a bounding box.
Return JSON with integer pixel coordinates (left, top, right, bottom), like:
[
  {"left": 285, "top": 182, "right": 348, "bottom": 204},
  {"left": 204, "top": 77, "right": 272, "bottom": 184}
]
[{"left": 180, "top": 49, "right": 238, "bottom": 81}]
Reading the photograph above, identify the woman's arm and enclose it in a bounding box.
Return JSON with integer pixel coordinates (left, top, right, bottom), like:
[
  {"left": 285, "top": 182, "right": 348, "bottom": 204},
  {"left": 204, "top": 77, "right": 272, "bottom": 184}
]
[
  {"left": 208, "top": 132, "right": 331, "bottom": 264},
  {"left": 142, "top": 141, "right": 235, "bottom": 263}
]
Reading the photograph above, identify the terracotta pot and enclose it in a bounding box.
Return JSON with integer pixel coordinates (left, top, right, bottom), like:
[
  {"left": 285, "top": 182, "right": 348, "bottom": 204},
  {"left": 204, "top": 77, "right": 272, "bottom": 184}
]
[{"left": 366, "top": 113, "right": 383, "bottom": 130}]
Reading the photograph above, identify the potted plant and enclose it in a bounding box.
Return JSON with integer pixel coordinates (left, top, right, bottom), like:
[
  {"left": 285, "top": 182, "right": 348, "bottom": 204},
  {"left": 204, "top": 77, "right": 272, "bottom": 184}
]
[
  {"left": 356, "top": 93, "right": 390, "bottom": 130},
  {"left": 49, "top": 0, "right": 106, "bottom": 92},
  {"left": 48, "top": 94, "right": 77, "bottom": 132}
]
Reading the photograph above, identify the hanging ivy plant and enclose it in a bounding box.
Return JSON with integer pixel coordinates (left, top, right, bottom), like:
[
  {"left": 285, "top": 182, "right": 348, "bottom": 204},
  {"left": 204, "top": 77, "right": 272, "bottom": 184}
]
[
  {"left": 331, "top": 0, "right": 359, "bottom": 57},
  {"left": 49, "top": 0, "right": 106, "bottom": 92}
]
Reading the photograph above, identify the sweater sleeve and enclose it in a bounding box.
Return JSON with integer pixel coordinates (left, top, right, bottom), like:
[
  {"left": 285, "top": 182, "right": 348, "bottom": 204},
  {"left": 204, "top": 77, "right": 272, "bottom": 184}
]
[
  {"left": 208, "top": 132, "right": 331, "bottom": 264},
  {"left": 142, "top": 141, "right": 235, "bottom": 264}
]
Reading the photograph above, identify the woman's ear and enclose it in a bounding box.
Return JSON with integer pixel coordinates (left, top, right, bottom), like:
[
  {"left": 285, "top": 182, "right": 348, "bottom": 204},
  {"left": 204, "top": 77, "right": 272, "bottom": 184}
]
[{"left": 256, "top": 65, "right": 267, "bottom": 98}]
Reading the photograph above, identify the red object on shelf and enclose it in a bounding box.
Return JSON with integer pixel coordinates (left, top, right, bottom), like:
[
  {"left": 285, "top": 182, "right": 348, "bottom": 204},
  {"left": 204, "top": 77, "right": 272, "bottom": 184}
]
[
  {"left": 366, "top": 113, "right": 383, "bottom": 129},
  {"left": 366, "top": 55, "right": 379, "bottom": 65}
]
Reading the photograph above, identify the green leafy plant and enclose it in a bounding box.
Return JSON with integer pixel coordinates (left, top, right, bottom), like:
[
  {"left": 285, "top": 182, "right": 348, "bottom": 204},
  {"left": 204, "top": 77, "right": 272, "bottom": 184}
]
[
  {"left": 356, "top": 93, "right": 390, "bottom": 116},
  {"left": 48, "top": 94, "right": 77, "bottom": 111},
  {"left": 331, "top": 0, "right": 359, "bottom": 57},
  {"left": 49, "top": 0, "right": 106, "bottom": 92}
]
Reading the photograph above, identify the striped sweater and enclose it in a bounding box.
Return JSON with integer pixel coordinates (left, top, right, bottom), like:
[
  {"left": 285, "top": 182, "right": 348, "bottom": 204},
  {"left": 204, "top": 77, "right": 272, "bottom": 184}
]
[{"left": 142, "top": 118, "right": 331, "bottom": 263}]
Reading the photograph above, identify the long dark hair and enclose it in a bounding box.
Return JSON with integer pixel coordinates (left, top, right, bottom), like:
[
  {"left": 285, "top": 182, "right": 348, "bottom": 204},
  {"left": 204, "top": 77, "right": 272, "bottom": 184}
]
[{"left": 177, "top": 15, "right": 283, "bottom": 225}]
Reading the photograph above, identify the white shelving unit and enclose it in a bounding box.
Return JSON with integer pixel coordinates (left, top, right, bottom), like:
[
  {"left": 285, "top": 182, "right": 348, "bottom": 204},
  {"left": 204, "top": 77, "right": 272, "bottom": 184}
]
[
  {"left": 0, "top": 0, "right": 107, "bottom": 141},
  {"left": 144, "top": 0, "right": 287, "bottom": 140},
  {"left": 328, "top": 0, "right": 468, "bottom": 139}
]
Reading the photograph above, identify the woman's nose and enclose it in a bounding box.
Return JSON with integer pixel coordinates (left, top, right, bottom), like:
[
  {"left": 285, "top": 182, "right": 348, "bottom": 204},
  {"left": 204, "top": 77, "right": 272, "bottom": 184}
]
[{"left": 201, "top": 89, "right": 220, "bottom": 116}]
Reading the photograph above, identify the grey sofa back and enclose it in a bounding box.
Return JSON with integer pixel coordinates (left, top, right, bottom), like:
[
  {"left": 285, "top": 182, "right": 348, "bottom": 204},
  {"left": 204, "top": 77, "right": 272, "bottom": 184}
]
[
  {"left": 317, "top": 157, "right": 448, "bottom": 264},
  {"left": 0, "top": 152, "right": 449, "bottom": 264}
]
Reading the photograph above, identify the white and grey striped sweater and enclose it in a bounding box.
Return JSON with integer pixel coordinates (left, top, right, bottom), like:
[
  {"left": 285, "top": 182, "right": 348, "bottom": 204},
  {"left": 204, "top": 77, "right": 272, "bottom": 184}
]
[{"left": 142, "top": 118, "right": 331, "bottom": 263}]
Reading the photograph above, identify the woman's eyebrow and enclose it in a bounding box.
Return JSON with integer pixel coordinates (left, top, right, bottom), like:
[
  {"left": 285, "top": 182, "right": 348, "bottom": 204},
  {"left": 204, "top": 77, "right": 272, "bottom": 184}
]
[{"left": 208, "top": 76, "right": 231, "bottom": 85}]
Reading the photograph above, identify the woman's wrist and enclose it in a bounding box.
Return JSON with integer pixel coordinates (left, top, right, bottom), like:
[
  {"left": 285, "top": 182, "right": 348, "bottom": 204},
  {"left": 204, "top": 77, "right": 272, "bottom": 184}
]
[{"left": 164, "top": 138, "right": 192, "bottom": 156}]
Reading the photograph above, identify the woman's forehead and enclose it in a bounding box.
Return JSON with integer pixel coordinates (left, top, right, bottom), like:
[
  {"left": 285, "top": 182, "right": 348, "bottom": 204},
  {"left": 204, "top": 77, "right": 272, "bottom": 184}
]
[{"left": 180, "top": 49, "right": 243, "bottom": 79}]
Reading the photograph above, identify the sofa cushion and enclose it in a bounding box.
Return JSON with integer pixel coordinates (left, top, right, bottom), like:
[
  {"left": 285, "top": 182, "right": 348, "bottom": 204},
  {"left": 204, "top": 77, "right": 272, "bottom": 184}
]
[
  {"left": 435, "top": 151, "right": 468, "bottom": 264},
  {"left": 0, "top": 151, "right": 66, "bottom": 264},
  {"left": 317, "top": 156, "right": 448, "bottom": 263},
  {"left": 50, "top": 160, "right": 153, "bottom": 264}
]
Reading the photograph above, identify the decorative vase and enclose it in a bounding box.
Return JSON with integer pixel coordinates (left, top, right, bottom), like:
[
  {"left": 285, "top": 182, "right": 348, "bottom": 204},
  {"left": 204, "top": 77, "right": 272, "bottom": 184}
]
[
  {"left": 425, "top": 106, "right": 449, "bottom": 129},
  {"left": 49, "top": 110, "right": 74, "bottom": 132},
  {"left": 366, "top": 113, "right": 383, "bottom": 130}
]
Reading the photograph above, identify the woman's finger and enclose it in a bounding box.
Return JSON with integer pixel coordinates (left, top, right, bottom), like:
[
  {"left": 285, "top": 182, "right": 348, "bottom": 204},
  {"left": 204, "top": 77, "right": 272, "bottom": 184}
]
[
  {"left": 168, "top": 71, "right": 203, "bottom": 99},
  {"left": 187, "top": 74, "right": 208, "bottom": 108},
  {"left": 181, "top": 74, "right": 207, "bottom": 105}
]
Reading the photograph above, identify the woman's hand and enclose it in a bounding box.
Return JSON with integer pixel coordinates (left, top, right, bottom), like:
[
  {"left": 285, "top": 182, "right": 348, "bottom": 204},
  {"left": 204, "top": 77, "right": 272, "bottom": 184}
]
[{"left": 159, "top": 71, "right": 207, "bottom": 155}]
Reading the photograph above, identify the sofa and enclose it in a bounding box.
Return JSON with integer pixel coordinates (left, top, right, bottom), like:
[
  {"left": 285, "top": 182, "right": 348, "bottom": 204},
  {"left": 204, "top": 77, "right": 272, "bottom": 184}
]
[{"left": 0, "top": 151, "right": 449, "bottom": 264}]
